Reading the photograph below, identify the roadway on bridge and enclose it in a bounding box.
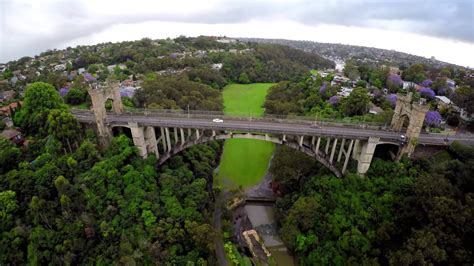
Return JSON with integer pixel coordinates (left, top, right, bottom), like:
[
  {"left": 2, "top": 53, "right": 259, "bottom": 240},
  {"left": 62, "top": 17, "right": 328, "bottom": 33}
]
[{"left": 72, "top": 111, "right": 474, "bottom": 146}]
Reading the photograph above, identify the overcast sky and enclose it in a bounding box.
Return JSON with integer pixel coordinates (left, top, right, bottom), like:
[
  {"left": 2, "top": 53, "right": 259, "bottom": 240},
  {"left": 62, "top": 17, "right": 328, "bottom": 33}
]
[{"left": 1, "top": 0, "right": 473, "bottom": 67}]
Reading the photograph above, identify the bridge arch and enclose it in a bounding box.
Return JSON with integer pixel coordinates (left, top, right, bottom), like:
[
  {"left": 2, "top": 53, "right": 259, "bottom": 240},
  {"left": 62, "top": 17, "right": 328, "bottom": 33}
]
[
  {"left": 112, "top": 124, "right": 370, "bottom": 178},
  {"left": 155, "top": 131, "right": 344, "bottom": 178}
]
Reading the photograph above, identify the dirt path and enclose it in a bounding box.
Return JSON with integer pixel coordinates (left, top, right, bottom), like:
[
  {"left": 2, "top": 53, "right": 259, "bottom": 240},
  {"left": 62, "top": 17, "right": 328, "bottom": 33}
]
[{"left": 213, "top": 195, "right": 229, "bottom": 266}]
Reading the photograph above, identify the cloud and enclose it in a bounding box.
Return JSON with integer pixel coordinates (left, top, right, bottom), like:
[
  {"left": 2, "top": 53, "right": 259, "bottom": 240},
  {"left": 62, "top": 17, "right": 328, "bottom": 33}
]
[{"left": 0, "top": 0, "right": 473, "bottom": 65}]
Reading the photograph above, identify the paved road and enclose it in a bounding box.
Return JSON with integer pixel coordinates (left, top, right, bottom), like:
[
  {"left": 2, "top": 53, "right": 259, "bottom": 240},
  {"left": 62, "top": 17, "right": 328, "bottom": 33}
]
[{"left": 72, "top": 111, "right": 474, "bottom": 146}]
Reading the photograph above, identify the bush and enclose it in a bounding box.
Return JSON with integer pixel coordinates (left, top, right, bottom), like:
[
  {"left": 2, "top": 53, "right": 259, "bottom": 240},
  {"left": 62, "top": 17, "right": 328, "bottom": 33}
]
[{"left": 64, "top": 88, "right": 87, "bottom": 105}]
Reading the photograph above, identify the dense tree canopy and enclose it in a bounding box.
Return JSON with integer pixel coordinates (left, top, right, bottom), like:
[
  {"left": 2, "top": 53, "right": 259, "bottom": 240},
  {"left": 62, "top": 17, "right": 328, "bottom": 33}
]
[
  {"left": 272, "top": 142, "right": 474, "bottom": 265},
  {"left": 134, "top": 74, "right": 223, "bottom": 111}
]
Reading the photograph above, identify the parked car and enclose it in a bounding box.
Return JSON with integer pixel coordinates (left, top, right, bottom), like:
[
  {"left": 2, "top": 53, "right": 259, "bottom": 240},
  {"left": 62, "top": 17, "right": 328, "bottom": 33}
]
[{"left": 212, "top": 118, "right": 224, "bottom": 123}]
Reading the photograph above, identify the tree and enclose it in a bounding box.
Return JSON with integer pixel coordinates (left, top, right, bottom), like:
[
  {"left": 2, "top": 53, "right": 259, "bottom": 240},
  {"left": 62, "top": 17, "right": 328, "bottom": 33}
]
[
  {"left": 86, "top": 64, "right": 99, "bottom": 74},
  {"left": 45, "top": 109, "right": 81, "bottom": 152},
  {"left": 0, "top": 137, "right": 21, "bottom": 174},
  {"left": 340, "top": 87, "right": 370, "bottom": 116},
  {"left": 451, "top": 85, "right": 474, "bottom": 115},
  {"left": 14, "top": 82, "right": 67, "bottom": 135},
  {"left": 238, "top": 72, "right": 250, "bottom": 84},
  {"left": 0, "top": 190, "right": 18, "bottom": 231},
  {"left": 343, "top": 61, "right": 360, "bottom": 81},
  {"left": 64, "top": 87, "right": 87, "bottom": 105}
]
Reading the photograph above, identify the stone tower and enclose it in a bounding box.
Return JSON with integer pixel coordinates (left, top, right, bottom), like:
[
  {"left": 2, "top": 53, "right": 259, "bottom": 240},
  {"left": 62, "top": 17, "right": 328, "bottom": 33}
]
[
  {"left": 88, "top": 81, "right": 124, "bottom": 146},
  {"left": 390, "top": 92, "right": 429, "bottom": 158}
]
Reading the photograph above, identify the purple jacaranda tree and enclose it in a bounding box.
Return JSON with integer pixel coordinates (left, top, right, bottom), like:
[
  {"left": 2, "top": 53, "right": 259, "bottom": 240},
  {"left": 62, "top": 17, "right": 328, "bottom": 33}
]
[
  {"left": 421, "top": 79, "right": 433, "bottom": 87},
  {"left": 419, "top": 87, "right": 435, "bottom": 100},
  {"left": 319, "top": 82, "right": 328, "bottom": 94},
  {"left": 328, "top": 95, "right": 340, "bottom": 106},
  {"left": 386, "top": 94, "right": 397, "bottom": 107},
  {"left": 120, "top": 87, "right": 136, "bottom": 98},
  {"left": 387, "top": 74, "right": 403, "bottom": 86},
  {"left": 83, "top": 73, "right": 97, "bottom": 82},
  {"left": 424, "top": 111, "right": 442, "bottom": 127},
  {"left": 59, "top": 87, "right": 69, "bottom": 97}
]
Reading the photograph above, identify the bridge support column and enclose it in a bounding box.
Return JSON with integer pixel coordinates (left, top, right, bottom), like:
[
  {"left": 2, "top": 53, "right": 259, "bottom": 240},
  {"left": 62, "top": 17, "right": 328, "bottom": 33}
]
[
  {"left": 160, "top": 127, "right": 167, "bottom": 152},
  {"left": 352, "top": 139, "right": 361, "bottom": 160},
  {"left": 330, "top": 138, "right": 338, "bottom": 163},
  {"left": 195, "top": 129, "right": 200, "bottom": 140},
  {"left": 128, "top": 122, "right": 147, "bottom": 158},
  {"left": 337, "top": 139, "right": 346, "bottom": 163},
  {"left": 325, "top": 138, "right": 331, "bottom": 154},
  {"left": 144, "top": 126, "right": 159, "bottom": 159},
  {"left": 299, "top": 135, "right": 304, "bottom": 147},
  {"left": 165, "top": 127, "right": 172, "bottom": 151},
  {"left": 180, "top": 128, "right": 185, "bottom": 145},
  {"left": 173, "top": 128, "right": 178, "bottom": 144},
  {"left": 315, "top": 137, "right": 321, "bottom": 154},
  {"left": 342, "top": 139, "right": 355, "bottom": 174},
  {"left": 357, "top": 137, "right": 380, "bottom": 175}
]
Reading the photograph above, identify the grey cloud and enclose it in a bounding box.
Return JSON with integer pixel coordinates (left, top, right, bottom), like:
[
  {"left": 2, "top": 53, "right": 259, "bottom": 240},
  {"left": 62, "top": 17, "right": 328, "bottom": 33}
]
[{"left": 1, "top": 0, "right": 473, "bottom": 63}]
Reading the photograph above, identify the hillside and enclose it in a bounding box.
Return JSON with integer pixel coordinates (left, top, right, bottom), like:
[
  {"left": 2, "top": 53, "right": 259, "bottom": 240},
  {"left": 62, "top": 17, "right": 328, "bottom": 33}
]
[{"left": 240, "top": 37, "right": 464, "bottom": 69}]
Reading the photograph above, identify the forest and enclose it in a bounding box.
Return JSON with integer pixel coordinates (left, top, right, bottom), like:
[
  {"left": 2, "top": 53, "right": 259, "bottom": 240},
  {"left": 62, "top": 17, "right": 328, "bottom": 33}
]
[
  {"left": 270, "top": 143, "right": 474, "bottom": 265},
  {"left": 1, "top": 82, "right": 221, "bottom": 264}
]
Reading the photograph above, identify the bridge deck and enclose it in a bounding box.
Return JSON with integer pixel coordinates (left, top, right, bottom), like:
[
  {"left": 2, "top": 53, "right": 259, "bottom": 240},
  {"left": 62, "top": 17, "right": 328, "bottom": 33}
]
[{"left": 72, "top": 110, "right": 474, "bottom": 146}]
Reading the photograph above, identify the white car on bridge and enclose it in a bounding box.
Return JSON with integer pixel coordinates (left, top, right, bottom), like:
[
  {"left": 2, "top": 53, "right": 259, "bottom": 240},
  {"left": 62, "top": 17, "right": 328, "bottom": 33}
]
[{"left": 212, "top": 118, "right": 224, "bottom": 123}]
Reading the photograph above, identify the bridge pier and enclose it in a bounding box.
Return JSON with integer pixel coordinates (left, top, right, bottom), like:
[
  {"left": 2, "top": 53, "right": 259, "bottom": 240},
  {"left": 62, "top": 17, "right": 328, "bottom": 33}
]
[
  {"left": 129, "top": 122, "right": 147, "bottom": 158},
  {"left": 357, "top": 137, "right": 380, "bottom": 175},
  {"left": 144, "top": 126, "right": 159, "bottom": 159}
]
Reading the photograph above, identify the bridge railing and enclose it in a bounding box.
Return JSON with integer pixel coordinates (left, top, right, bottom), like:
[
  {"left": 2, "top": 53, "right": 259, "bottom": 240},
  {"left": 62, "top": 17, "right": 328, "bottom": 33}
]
[{"left": 71, "top": 108, "right": 387, "bottom": 130}]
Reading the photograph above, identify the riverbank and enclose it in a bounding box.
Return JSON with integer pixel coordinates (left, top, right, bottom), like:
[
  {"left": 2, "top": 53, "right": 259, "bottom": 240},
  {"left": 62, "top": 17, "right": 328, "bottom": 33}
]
[{"left": 229, "top": 164, "right": 295, "bottom": 266}]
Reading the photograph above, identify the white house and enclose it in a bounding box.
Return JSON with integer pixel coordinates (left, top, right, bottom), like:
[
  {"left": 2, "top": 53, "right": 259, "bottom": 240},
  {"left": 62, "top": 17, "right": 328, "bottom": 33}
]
[
  {"left": 446, "top": 79, "right": 456, "bottom": 88},
  {"left": 435, "top": 95, "right": 451, "bottom": 105},
  {"left": 211, "top": 63, "right": 223, "bottom": 71},
  {"left": 217, "top": 38, "right": 236, "bottom": 44},
  {"left": 403, "top": 81, "right": 417, "bottom": 90},
  {"left": 53, "top": 64, "right": 66, "bottom": 72},
  {"left": 337, "top": 87, "right": 353, "bottom": 97}
]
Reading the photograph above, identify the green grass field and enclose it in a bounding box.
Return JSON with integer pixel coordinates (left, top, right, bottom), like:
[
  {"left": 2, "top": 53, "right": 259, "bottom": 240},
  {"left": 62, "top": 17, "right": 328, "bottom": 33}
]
[
  {"left": 217, "top": 83, "right": 276, "bottom": 189},
  {"left": 222, "top": 83, "right": 274, "bottom": 117}
]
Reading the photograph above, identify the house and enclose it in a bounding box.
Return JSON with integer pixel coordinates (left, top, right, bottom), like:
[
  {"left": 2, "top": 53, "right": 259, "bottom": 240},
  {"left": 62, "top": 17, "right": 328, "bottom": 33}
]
[
  {"left": 435, "top": 96, "right": 453, "bottom": 109},
  {"left": 211, "top": 63, "right": 223, "bottom": 71},
  {"left": 0, "top": 90, "right": 15, "bottom": 102},
  {"left": 107, "top": 64, "right": 126, "bottom": 72},
  {"left": 0, "top": 129, "right": 24, "bottom": 145},
  {"left": 337, "top": 87, "right": 353, "bottom": 97},
  {"left": 216, "top": 38, "right": 236, "bottom": 44},
  {"left": 1, "top": 117, "right": 13, "bottom": 128},
  {"left": 446, "top": 79, "right": 456, "bottom": 88},
  {"left": 403, "top": 81, "right": 417, "bottom": 90},
  {"left": 369, "top": 105, "right": 383, "bottom": 115},
  {"left": 53, "top": 64, "right": 66, "bottom": 71},
  {"left": 331, "top": 75, "right": 350, "bottom": 85},
  {"left": 194, "top": 50, "right": 207, "bottom": 57},
  {"left": 0, "top": 102, "right": 20, "bottom": 115},
  {"left": 78, "top": 68, "right": 86, "bottom": 74},
  {"left": 0, "top": 64, "right": 6, "bottom": 72}
]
